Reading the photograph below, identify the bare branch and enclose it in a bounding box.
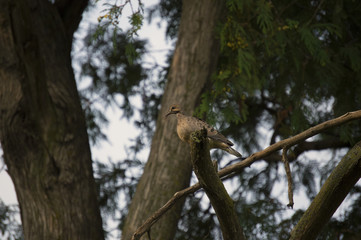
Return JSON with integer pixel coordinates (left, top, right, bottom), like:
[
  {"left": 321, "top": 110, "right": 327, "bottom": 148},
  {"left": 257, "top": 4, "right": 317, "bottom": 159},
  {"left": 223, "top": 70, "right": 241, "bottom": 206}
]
[
  {"left": 218, "top": 110, "right": 361, "bottom": 177},
  {"left": 282, "top": 147, "right": 294, "bottom": 208},
  {"left": 255, "top": 138, "right": 350, "bottom": 164},
  {"left": 132, "top": 110, "right": 361, "bottom": 239}
]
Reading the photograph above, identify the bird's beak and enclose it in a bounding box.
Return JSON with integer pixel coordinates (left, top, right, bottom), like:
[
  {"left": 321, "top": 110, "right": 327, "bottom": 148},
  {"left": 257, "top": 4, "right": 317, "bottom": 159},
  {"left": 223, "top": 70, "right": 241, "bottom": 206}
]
[{"left": 165, "top": 112, "right": 172, "bottom": 118}]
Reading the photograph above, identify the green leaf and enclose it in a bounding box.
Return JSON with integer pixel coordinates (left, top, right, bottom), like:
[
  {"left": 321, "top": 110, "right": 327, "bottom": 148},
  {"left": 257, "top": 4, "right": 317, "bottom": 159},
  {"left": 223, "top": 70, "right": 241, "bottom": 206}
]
[
  {"left": 237, "top": 49, "right": 255, "bottom": 78},
  {"left": 340, "top": 45, "right": 361, "bottom": 72},
  {"left": 256, "top": 0, "right": 273, "bottom": 34},
  {"left": 125, "top": 43, "right": 136, "bottom": 65},
  {"left": 299, "top": 27, "right": 319, "bottom": 56}
]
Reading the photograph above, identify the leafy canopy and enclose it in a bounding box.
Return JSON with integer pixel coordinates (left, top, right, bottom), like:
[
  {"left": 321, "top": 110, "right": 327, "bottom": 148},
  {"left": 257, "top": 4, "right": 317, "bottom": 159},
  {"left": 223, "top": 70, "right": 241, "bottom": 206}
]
[{"left": 198, "top": 0, "right": 361, "bottom": 145}]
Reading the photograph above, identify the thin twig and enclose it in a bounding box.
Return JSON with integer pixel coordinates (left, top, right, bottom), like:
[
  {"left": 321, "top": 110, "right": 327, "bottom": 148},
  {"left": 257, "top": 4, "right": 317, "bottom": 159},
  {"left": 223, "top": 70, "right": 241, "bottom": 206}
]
[
  {"left": 131, "top": 110, "right": 361, "bottom": 240},
  {"left": 131, "top": 185, "right": 201, "bottom": 240},
  {"left": 282, "top": 147, "right": 294, "bottom": 208}
]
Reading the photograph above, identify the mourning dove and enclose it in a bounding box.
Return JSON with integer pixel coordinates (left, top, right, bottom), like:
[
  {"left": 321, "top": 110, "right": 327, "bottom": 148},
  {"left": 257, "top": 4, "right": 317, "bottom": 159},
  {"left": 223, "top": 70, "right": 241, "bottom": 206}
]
[{"left": 165, "top": 105, "right": 242, "bottom": 158}]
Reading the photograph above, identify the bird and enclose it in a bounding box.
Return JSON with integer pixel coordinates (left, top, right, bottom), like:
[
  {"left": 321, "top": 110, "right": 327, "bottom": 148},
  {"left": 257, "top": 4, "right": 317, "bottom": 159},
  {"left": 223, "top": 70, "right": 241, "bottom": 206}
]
[{"left": 165, "top": 105, "right": 242, "bottom": 158}]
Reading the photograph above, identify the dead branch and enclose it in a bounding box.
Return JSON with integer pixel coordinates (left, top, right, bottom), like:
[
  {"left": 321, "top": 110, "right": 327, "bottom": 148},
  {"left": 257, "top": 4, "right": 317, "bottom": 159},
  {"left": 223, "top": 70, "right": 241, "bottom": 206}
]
[{"left": 282, "top": 147, "right": 294, "bottom": 208}]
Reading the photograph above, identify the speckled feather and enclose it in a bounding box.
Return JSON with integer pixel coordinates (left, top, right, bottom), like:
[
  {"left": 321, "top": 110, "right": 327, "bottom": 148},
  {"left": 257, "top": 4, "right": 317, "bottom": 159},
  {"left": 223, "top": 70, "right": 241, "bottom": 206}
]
[
  {"left": 165, "top": 105, "right": 242, "bottom": 158},
  {"left": 176, "top": 114, "right": 233, "bottom": 146}
]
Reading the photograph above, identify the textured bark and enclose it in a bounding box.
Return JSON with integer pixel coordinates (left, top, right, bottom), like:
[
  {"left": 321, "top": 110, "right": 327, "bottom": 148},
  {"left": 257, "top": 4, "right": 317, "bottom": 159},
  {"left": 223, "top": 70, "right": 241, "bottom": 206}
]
[
  {"left": 0, "top": 0, "right": 104, "bottom": 239},
  {"left": 122, "top": 0, "right": 226, "bottom": 239},
  {"left": 290, "top": 140, "right": 361, "bottom": 240},
  {"left": 190, "top": 129, "right": 245, "bottom": 240}
]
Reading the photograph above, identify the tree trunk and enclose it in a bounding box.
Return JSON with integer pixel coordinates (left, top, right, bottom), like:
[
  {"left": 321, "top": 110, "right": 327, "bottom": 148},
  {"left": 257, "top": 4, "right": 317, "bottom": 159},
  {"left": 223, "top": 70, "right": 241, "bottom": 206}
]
[
  {"left": 122, "top": 0, "right": 226, "bottom": 239},
  {"left": 0, "top": 0, "right": 104, "bottom": 239}
]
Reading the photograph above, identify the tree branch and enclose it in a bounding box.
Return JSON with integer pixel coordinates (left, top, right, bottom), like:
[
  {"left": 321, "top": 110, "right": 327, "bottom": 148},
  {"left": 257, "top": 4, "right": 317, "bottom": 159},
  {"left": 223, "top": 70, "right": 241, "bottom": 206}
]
[
  {"left": 218, "top": 110, "right": 361, "bottom": 177},
  {"left": 131, "top": 110, "right": 361, "bottom": 239},
  {"left": 189, "top": 129, "right": 245, "bottom": 240},
  {"left": 130, "top": 186, "right": 199, "bottom": 240},
  {"left": 259, "top": 138, "right": 350, "bottom": 163},
  {"left": 294, "top": 138, "right": 350, "bottom": 155},
  {"left": 290, "top": 140, "right": 361, "bottom": 240},
  {"left": 282, "top": 147, "right": 294, "bottom": 208}
]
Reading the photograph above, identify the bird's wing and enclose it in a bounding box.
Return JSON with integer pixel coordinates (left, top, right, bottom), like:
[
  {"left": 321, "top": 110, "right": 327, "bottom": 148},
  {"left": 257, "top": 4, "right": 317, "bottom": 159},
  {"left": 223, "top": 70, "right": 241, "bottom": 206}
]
[
  {"left": 208, "top": 133, "right": 234, "bottom": 146},
  {"left": 193, "top": 117, "right": 234, "bottom": 146}
]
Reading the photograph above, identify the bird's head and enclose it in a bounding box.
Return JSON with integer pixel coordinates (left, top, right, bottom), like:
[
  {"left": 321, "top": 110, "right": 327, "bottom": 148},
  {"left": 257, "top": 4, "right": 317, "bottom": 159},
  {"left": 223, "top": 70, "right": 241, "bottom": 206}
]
[{"left": 165, "top": 105, "right": 181, "bottom": 117}]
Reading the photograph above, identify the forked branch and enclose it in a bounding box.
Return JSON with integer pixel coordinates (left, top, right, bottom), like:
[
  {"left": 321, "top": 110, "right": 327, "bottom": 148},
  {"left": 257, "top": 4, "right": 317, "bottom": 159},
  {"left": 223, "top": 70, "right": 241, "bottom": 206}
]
[{"left": 189, "top": 129, "right": 245, "bottom": 240}]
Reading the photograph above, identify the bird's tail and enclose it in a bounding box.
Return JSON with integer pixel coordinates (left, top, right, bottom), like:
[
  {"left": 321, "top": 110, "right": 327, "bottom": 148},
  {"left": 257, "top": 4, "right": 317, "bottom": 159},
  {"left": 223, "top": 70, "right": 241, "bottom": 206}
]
[{"left": 226, "top": 147, "right": 242, "bottom": 158}]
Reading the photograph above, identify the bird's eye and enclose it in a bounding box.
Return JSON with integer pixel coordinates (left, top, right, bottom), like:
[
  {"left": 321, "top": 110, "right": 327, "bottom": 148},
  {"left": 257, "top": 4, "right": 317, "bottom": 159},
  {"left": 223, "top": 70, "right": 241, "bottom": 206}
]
[{"left": 171, "top": 106, "right": 175, "bottom": 110}]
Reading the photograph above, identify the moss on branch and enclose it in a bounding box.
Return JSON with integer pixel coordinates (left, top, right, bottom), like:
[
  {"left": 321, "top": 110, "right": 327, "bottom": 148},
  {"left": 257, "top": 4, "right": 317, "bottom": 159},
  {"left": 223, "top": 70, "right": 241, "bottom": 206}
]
[{"left": 190, "top": 128, "right": 245, "bottom": 240}]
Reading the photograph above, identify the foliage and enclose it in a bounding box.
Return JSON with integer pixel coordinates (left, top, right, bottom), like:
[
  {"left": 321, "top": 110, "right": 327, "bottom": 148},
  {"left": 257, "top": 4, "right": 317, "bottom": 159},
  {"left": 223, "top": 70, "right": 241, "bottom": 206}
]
[
  {"left": 81, "top": 25, "right": 146, "bottom": 106},
  {"left": 94, "top": 159, "right": 143, "bottom": 237},
  {"left": 235, "top": 198, "right": 293, "bottom": 240},
  {"left": 76, "top": 19, "right": 168, "bottom": 237},
  {"left": 95, "top": 0, "right": 144, "bottom": 64},
  {"left": 0, "top": 200, "right": 23, "bottom": 240},
  {"left": 78, "top": 24, "right": 146, "bottom": 144},
  {"left": 175, "top": 193, "right": 219, "bottom": 240},
  {"left": 197, "top": 0, "right": 361, "bottom": 148},
  {"left": 78, "top": 14, "right": 170, "bottom": 145},
  {"left": 75, "top": 7, "right": 169, "bottom": 237}
]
